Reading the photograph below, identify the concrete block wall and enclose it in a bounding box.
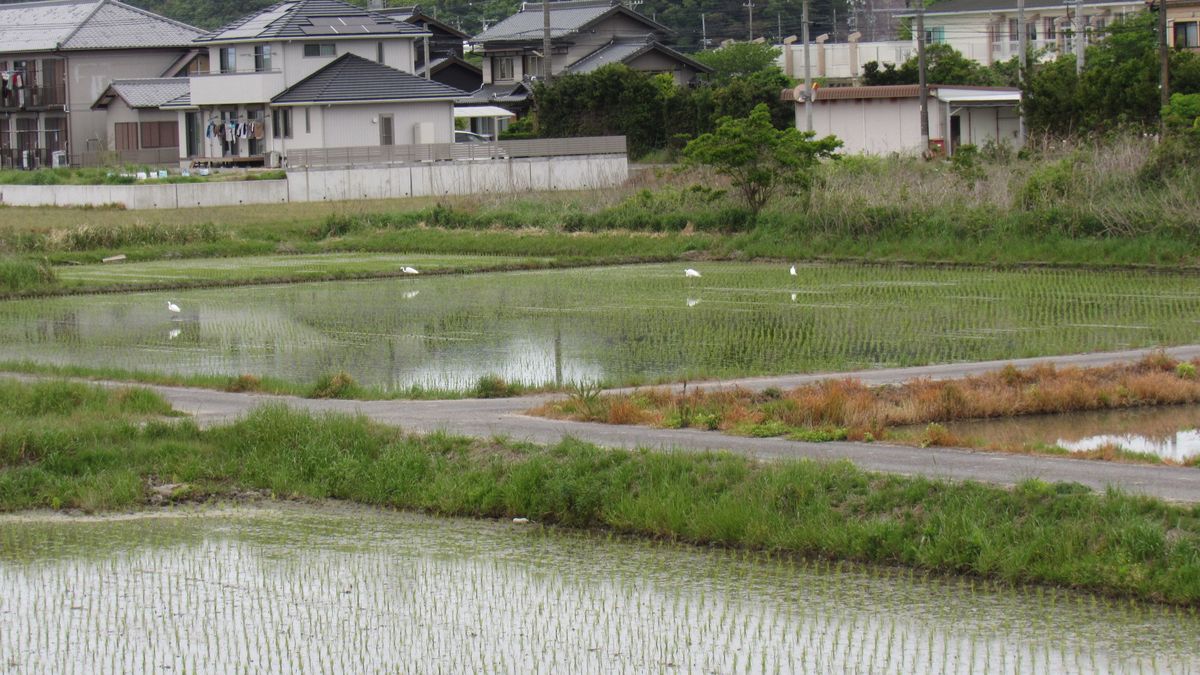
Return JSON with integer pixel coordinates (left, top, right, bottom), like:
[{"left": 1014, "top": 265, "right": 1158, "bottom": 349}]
[{"left": 0, "top": 156, "right": 628, "bottom": 210}]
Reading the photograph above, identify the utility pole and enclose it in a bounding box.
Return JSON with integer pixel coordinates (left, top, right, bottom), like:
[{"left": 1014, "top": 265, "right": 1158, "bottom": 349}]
[
  {"left": 778, "top": 13, "right": 783, "bottom": 42},
  {"left": 702, "top": 13, "right": 709, "bottom": 49},
  {"left": 1017, "top": 0, "right": 1026, "bottom": 144},
  {"left": 423, "top": 36, "right": 431, "bottom": 79},
  {"left": 543, "top": 0, "right": 553, "bottom": 82},
  {"left": 1074, "top": 0, "right": 1086, "bottom": 74},
  {"left": 744, "top": 1, "right": 755, "bottom": 41},
  {"left": 803, "top": 0, "right": 813, "bottom": 131},
  {"left": 1159, "top": 0, "right": 1170, "bottom": 131},
  {"left": 916, "top": 4, "right": 929, "bottom": 154}
]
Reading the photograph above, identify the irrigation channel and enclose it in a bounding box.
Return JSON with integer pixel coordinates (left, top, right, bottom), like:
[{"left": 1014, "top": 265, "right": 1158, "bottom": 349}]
[
  {"left": 4, "top": 262, "right": 1200, "bottom": 391},
  {"left": 2, "top": 505, "right": 1197, "bottom": 674}
]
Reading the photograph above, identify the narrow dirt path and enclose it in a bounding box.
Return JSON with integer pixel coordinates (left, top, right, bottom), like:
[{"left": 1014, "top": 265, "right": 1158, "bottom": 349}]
[{"left": 11, "top": 345, "right": 1200, "bottom": 502}]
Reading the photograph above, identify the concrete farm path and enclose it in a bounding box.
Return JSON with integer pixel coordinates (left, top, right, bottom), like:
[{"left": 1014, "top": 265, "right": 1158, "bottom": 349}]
[{"left": 32, "top": 345, "right": 1200, "bottom": 503}]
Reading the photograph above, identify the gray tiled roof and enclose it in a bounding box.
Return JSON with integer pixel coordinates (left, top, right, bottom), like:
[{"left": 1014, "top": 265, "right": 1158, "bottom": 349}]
[
  {"left": 199, "top": 0, "right": 427, "bottom": 43},
  {"left": 162, "top": 90, "right": 192, "bottom": 108},
  {"left": 0, "top": 0, "right": 201, "bottom": 53},
  {"left": 473, "top": 0, "right": 666, "bottom": 43},
  {"left": 456, "top": 81, "right": 532, "bottom": 105},
  {"left": 272, "top": 52, "right": 465, "bottom": 104},
  {"left": 566, "top": 38, "right": 712, "bottom": 75},
  {"left": 100, "top": 77, "right": 190, "bottom": 108},
  {"left": 922, "top": 0, "right": 1139, "bottom": 14}
]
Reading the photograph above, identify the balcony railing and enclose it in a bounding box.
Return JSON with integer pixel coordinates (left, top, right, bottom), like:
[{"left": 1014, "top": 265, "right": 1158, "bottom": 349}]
[
  {"left": 0, "top": 85, "right": 68, "bottom": 110},
  {"left": 287, "top": 136, "right": 628, "bottom": 169}
]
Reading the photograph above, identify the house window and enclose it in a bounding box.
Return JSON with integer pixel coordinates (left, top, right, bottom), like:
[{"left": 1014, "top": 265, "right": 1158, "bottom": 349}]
[
  {"left": 1176, "top": 21, "right": 1200, "bottom": 48},
  {"left": 303, "top": 43, "right": 336, "bottom": 57},
  {"left": 1026, "top": 22, "right": 1037, "bottom": 42},
  {"left": 379, "top": 114, "right": 394, "bottom": 146},
  {"left": 219, "top": 47, "right": 237, "bottom": 73},
  {"left": 377, "top": 41, "right": 385, "bottom": 64},
  {"left": 493, "top": 56, "right": 514, "bottom": 81},
  {"left": 0, "top": 118, "right": 8, "bottom": 151},
  {"left": 1008, "top": 18, "right": 1019, "bottom": 41},
  {"left": 1044, "top": 17, "right": 1057, "bottom": 41},
  {"left": 525, "top": 54, "right": 543, "bottom": 78},
  {"left": 254, "top": 45, "right": 273, "bottom": 72},
  {"left": 115, "top": 122, "right": 138, "bottom": 151},
  {"left": 272, "top": 108, "right": 292, "bottom": 139},
  {"left": 304, "top": 108, "right": 311, "bottom": 134},
  {"left": 923, "top": 26, "right": 945, "bottom": 44},
  {"left": 140, "top": 121, "right": 178, "bottom": 149}
]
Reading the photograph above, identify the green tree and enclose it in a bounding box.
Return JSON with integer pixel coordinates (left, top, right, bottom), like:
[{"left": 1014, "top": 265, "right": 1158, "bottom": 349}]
[
  {"left": 1025, "top": 12, "right": 1200, "bottom": 134},
  {"left": 862, "top": 44, "right": 1011, "bottom": 87},
  {"left": 692, "top": 42, "right": 783, "bottom": 81},
  {"left": 683, "top": 104, "right": 841, "bottom": 214},
  {"left": 532, "top": 65, "right": 674, "bottom": 157}
]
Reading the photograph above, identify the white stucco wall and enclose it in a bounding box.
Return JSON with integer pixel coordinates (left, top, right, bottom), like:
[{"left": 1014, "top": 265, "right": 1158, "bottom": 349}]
[
  {"left": 66, "top": 49, "right": 191, "bottom": 154},
  {"left": 923, "top": 3, "right": 1142, "bottom": 66},
  {"left": 805, "top": 98, "right": 941, "bottom": 156},
  {"left": 307, "top": 101, "right": 454, "bottom": 149},
  {"left": 102, "top": 99, "right": 178, "bottom": 151}
]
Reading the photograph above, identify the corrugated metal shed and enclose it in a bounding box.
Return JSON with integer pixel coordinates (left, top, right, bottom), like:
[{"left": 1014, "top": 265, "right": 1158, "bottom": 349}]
[
  {"left": 271, "top": 52, "right": 465, "bottom": 104},
  {"left": 199, "top": 0, "right": 426, "bottom": 43},
  {"left": 0, "top": 0, "right": 201, "bottom": 53}
]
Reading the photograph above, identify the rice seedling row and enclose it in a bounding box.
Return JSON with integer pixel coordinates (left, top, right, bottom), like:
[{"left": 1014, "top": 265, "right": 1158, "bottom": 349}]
[
  {"left": 1, "top": 262, "right": 1198, "bottom": 392},
  {"left": 1, "top": 506, "right": 1196, "bottom": 674}
]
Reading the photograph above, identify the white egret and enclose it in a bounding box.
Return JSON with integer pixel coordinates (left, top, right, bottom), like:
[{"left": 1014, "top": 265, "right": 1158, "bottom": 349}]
[
  {"left": 403, "top": 290, "right": 420, "bottom": 299},
  {"left": 167, "top": 301, "right": 181, "bottom": 313},
  {"left": 687, "top": 298, "right": 701, "bottom": 308},
  {"left": 790, "top": 265, "right": 797, "bottom": 276},
  {"left": 684, "top": 268, "right": 701, "bottom": 278},
  {"left": 401, "top": 266, "right": 420, "bottom": 275},
  {"left": 168, "top": 328, "right": 181, "bottom": 340},
  {"left": 791, "top": 293, "right": 798, "bottom": 302}
]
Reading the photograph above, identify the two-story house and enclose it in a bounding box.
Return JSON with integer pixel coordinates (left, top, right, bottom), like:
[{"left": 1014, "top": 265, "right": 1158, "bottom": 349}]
[
  {"left": 1168, "top": 0, "right": 1200, "bottom": 51},
  {"left": 374, "top": 4, "right": 483, "bottom": 92},
  {"left": 915, "top": 0, "right": 1144, "bottom": 66},
  {"left": 97, "top": 0, "right": 466, "bottom": 168},
  {"left": 0, "top": 0, "right": 202, "bottom": 168},
  {"left": 465, "top": 0, "right": 712, "bottom": 113}
]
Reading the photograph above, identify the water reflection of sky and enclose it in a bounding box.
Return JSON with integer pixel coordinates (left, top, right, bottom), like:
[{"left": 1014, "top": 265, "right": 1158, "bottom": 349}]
[{"left": 1059, "top": 431, "right": 1200, "bottom": 463}]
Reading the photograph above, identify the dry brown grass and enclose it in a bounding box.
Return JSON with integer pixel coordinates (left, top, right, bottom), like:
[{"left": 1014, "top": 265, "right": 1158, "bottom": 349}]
[{"left": 537, "top": 353, "right": 1200, "bottom": 460}]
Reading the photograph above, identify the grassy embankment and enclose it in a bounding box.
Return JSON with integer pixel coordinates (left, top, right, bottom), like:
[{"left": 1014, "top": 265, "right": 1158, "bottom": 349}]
[
  {"left": 0, "top": 363, "right": 526, "bottom": 402},
  {"left": 0, "top": 378, "right": 1197, "bottom": 605},
  {"left": 0, "top": 135, "right": 1197, "bottom": 295},
  {"left": 535, "top": 355, "right": 1200, "bottom": 467},
  {"left": 0, "top": 167, "right": 286, "bottom": 185}
]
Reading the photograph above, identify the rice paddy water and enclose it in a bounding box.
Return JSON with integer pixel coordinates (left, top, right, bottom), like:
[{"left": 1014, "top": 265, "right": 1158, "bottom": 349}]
[
  {"left": 1, "top": 505, "right": 1196, "bottom": 674},
  {"left": 2, "top": 262, "right": 1199, "bottom": 391},
  {"left": 905, "top": 404, "right": 1200, "bottom": 463}
]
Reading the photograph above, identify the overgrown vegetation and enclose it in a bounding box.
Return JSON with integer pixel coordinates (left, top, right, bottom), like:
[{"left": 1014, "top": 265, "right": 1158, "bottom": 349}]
[
  {"left": 0, "top": 258, "right": 55, "bottom": 292},
  {"left": 0, "top": 167, "right": 284, "bottom": 186},
  {"left": 0, "top": 378, "right": 1197, "bottom": 604},
  {"left": 536, "top": 355, "right": 1200, "bottom": 466}
]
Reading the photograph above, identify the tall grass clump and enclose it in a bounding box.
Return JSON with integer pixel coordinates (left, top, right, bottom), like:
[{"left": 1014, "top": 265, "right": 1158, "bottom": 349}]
[{"left": 0, "top": 257, "right": 55, "bottom": 291}]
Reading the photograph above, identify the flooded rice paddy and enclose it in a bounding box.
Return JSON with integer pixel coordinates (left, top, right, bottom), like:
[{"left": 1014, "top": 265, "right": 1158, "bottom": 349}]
[
  {"left": 1, "top": 505, "right": 1196, "bottom": 674},
  {"left": 919, "top": 404, "right": 1200, "bottom": 463},
  {"left": 3, "top": 262, "right": 1200, "bottom": 390}
]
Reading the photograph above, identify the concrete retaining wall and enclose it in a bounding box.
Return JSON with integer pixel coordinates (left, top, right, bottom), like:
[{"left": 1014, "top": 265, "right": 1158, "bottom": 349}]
[
  {"left": 0, "top": 155, "right": 628, "bottom": 210},
  {"left": 286, "top": 155, "right": 628, "bottom": 203},
  {"left": 0, "top": 180, "right": 289, "bottom": 209}
]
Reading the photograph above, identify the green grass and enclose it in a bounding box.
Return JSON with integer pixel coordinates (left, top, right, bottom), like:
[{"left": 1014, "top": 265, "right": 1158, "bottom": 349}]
[
  {"left": 0, "top": 361, "right": 498, "bottom": 401},
  {"left": 1, "top": 378, "right": 1197, "bottom": 605},
  {"left": 0, "top": 258, "right": 55, "bottom": 292},
  {"left": 0, "top": 167, "right": 285, "bottom": 186}
]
